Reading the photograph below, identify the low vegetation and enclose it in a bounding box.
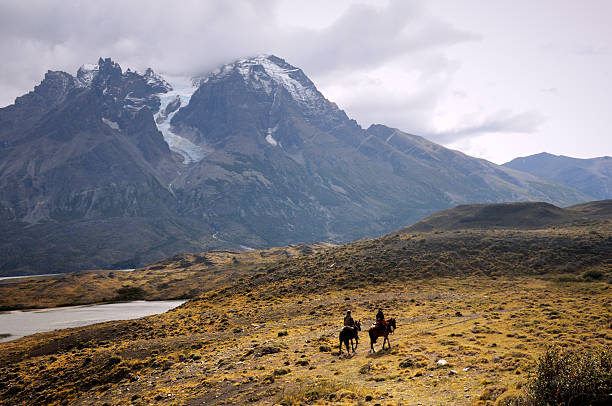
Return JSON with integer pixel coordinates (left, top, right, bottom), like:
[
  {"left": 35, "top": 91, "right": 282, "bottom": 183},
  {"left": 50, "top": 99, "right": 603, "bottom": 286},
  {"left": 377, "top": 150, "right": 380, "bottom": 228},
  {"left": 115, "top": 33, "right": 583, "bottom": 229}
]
[
  {"left": 0, "top": 204, "right": 610, "bottom": 404},
  {"left": 520, "top": 346, "right": 612, "bottom": 405}
]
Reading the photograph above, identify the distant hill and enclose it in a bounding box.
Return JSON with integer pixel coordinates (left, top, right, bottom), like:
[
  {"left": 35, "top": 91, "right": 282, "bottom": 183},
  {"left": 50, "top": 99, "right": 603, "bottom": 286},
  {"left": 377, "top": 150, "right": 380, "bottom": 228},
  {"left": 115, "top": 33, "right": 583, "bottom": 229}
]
[
  {"left": 400, "top": 200, "right": 612, "bottom": 232},
  {"left": 504, "top": 152, "right": 612, "bottom": 200}
]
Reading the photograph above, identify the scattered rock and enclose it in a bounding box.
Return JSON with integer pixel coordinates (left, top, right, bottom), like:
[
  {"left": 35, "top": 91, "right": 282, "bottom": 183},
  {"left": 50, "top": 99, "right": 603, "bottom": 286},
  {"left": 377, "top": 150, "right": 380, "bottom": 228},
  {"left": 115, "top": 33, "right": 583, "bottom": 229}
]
[
  {"left": 449, "top": 370, "right": 458, "bottom": 375},
  {"left": 365, "top": 394, "right": 373, "bottom": 402},
  {"left": 455, "top": 311, "right": 463, "bottom": 317},
  {"left": 436, "top": 359, "right": 448, "bottom": 366},
  {"left": 463, "top": 367, "right": 470, "bottom": 372}
]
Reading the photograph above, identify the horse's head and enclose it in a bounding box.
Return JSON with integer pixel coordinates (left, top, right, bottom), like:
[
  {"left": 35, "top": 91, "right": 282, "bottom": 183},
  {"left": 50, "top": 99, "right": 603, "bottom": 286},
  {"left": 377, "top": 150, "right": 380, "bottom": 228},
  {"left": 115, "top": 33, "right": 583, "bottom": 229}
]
[
  {"left": 388, "top": 318, "right": 397, "bottom": 332},
  {"left": 355, "top": 320, "right": 361, "bottom": 331}
]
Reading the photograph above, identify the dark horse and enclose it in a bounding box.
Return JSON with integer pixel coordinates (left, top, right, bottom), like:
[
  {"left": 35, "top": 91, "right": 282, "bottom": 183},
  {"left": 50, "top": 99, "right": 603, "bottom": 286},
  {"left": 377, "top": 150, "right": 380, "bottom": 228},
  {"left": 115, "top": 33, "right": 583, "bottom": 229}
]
[
  {"left": 339, "top": 320, "right": 361, "bottom": 355},
  {"left": 369, "top": 318, "right": 397, "bottom": 352}
]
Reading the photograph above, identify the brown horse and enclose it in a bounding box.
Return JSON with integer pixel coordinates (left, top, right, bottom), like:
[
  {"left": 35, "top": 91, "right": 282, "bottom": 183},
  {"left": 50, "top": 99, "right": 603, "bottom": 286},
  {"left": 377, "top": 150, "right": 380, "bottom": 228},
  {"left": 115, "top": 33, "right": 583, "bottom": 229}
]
[
  {"left": 339, "top": 320, "right": 361, "bottom": 356},
  {"left": 368, "top": 318, "right": 396, "bottom": 352}
]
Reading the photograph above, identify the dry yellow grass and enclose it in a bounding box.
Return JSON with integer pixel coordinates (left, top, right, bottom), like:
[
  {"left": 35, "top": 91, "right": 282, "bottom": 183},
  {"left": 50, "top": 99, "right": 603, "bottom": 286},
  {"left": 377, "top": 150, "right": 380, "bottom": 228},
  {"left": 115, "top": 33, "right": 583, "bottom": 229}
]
[
  {"left": 1, "top": 274, "right": 610, "bottom": 405},
  {"left": 0, "top": 218, "right": 610, "bottom": 405}
]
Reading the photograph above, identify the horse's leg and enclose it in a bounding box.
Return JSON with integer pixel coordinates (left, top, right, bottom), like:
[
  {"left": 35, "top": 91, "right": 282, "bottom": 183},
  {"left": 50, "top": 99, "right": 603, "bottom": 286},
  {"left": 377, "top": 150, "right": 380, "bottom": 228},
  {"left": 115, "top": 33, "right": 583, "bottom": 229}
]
[
  {"left": 345, "top": 339, "right": 350, "bottom": 354},
  {"left": 339, "top": 338, "right": 342, "bottom": 355}
]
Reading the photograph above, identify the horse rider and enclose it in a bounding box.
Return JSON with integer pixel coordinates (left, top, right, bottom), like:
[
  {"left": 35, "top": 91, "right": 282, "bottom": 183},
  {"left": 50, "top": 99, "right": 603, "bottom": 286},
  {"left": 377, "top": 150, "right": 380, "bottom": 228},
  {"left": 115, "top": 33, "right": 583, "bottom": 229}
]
[
  {"left": 376, "top": 308, "right": 388, "bottom": 327},
  {"left": 344, "top": 310, "right": 356, "bottom": 328}
]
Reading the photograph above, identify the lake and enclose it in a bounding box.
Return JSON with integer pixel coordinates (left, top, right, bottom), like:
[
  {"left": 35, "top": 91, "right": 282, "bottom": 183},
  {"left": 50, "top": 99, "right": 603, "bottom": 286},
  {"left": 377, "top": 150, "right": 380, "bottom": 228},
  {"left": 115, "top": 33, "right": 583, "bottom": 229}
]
[{"left": 0, "top": 300, "right": 186, "bottom": 342}]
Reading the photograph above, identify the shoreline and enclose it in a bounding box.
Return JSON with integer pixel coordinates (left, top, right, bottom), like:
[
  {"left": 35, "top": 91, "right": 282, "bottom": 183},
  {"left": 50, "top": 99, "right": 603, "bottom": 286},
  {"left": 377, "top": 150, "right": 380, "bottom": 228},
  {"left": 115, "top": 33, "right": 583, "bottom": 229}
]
[{"left": 0, "top": 268, "right": 136, "bottom": 281}]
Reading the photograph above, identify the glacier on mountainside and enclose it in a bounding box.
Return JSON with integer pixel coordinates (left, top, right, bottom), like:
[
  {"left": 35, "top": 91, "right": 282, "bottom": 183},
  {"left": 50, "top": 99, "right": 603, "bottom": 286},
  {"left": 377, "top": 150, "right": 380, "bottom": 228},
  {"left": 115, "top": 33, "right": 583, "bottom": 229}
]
[{"left": 154, "top": 75, "right": 206, "bottom": 164}]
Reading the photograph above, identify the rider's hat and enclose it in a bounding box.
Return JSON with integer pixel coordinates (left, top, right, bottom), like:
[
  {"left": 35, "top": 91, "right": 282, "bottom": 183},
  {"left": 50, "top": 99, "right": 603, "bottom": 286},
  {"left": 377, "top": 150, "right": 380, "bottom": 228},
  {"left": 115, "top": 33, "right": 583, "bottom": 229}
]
[{"left": 346, "top": 309, "right": 351, "bottom": 313}]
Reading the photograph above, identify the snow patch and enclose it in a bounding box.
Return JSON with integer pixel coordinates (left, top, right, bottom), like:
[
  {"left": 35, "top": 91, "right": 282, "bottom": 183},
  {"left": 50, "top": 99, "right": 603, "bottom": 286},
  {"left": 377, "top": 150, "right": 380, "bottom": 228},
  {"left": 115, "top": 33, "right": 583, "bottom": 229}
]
[
  {"left": 265, "top": 128, "right": 278, "bottom": 146},
  {"left": 154, "top": 75, "right": 206, "bottom": 164},
  {"left": 102, "top": 117, "right": 119, "bottom": 130}
]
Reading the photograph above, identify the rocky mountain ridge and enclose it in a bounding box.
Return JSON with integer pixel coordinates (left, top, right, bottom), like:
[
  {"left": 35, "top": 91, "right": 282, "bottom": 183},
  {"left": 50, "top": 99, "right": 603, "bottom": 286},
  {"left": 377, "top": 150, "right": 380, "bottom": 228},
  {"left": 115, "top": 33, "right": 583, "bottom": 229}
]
[{"left": 0, "top": 55, "right": 593, "bottom": 275}]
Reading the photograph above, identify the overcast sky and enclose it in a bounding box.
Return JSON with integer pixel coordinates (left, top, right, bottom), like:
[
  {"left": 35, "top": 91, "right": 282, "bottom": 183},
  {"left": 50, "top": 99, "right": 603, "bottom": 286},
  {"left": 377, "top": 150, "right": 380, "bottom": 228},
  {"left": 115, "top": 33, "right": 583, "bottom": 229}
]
[{"left": 1, "top": 0, "right": 610, "bottom": 164}]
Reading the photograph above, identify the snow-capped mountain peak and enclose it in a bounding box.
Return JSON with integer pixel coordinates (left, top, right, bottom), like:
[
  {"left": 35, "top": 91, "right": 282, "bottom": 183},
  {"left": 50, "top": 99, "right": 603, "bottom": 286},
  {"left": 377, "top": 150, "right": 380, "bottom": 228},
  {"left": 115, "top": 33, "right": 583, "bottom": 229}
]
[
  {"left": 76, "top": 63, "right": 99, "bottom": 87},
  {"left": 199, "top": 55, "right": 323, "bottom": 108}
]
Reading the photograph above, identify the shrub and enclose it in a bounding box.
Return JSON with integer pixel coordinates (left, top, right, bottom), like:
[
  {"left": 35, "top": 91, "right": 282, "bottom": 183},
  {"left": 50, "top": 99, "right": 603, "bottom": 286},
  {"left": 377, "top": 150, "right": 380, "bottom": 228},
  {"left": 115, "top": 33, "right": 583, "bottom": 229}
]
[
  {"left": 114, "top": 286, "right": 145, "bottom": 301},
  {"left": 582, "top": 269, "right": 604, "bottom": 280},
  {"left": 399, "top": 359, "right": 414, "bottom": 368},
  {"left": 522, "top": 346, "right": 612, "bottom": 406},
  {"left": 277, "top": 380, "right": 361, "bottom": 405},
  {"left": 274, "top": 368, "right": 291, "bottom": 376},
  {"left": 495, "top": 390, "right": 524, "bottom": 406},
  {"left": 479, "top": 386, "right": 507, "bottom": 402}
]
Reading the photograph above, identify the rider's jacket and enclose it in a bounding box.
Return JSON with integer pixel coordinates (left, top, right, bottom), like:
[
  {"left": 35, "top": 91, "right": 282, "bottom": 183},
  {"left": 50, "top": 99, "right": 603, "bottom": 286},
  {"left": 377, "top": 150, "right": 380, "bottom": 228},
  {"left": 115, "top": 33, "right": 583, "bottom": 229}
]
[{"left": 344, "top": 315, "right": 355, "bottom": 327}]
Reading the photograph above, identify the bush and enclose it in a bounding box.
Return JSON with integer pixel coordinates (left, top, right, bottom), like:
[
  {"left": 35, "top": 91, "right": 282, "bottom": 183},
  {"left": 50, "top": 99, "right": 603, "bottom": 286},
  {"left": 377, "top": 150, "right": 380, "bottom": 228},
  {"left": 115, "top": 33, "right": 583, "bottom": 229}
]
[
  {"left": 582, "top": 269, "right": 604, "bottom": 280},
  {"left": 495, "top": 390, "right": 523, "bottom": 406},
  {"left": 114, "top": 286, "right": 145, "bottom": 301},
  {"left": 277, "top": 380, "right": 361, "bottom": 405},
  {"left": 523, "top": 346, "right": 612, "bottom": 406}
]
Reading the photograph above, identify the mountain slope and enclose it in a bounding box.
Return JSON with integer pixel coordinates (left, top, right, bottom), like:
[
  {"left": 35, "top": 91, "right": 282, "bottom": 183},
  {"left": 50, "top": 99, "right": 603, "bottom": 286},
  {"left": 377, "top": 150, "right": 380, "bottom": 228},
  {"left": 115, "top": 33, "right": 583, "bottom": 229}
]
[
  {"left": 504, "top": 152, "right": 611, "bottom": 200},
  {"left": 162, "top": 55, "right": 589, "bottom": 247},
  {"left": 0, "top": 59, "right": 216, "bottom": 273},
  {"left": 0, "top": 55, "right": 592, "bottom": 275}
]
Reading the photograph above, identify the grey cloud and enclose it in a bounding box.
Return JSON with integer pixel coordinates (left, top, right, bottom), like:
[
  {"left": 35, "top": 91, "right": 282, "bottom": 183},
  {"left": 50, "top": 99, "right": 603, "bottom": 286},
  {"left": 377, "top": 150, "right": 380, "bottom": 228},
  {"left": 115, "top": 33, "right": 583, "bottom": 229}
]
[
  {"left": 0, "top": 0, "right": 485, "bottom": 155},
  {"left": 293, "top": 1, "right": 479, "bottom": 76},
  {"left": 429, "top": 110, "right": 546, "bottom": 144},
  {"left": 0, "top": 0, "right": 478, "bottom": 109}
]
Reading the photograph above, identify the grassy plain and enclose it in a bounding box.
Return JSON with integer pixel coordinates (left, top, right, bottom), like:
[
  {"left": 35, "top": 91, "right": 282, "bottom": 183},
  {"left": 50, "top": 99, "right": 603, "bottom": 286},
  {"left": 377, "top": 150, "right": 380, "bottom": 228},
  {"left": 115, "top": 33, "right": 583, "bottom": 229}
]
[{"left": 0, "top": 207, "right": 610, "bottom": 405}]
